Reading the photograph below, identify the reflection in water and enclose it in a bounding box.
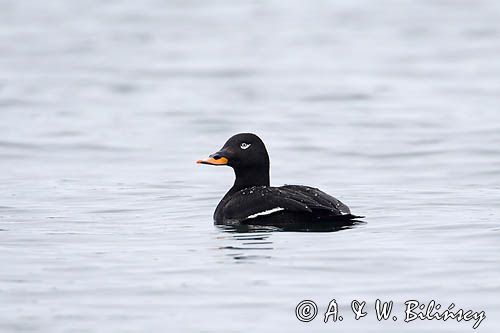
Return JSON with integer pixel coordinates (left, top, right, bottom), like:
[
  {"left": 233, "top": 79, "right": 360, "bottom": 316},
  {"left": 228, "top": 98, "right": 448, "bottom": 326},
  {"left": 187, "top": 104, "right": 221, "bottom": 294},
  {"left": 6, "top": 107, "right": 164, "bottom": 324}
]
[
  {"left": 215, "top": 220, "right": 365, "bottom": 261},
  {"left": 216, "top": 226, "right": 274, "bottom": 261},
  {"left": 216, "top": 219, "right": 366, "bottom": 233}
]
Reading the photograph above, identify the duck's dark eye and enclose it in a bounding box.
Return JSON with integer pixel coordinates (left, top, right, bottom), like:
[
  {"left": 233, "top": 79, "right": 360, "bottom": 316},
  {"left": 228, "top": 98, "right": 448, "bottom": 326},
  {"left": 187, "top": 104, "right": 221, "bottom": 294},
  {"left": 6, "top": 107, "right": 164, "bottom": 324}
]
[{"left": 240, "top": 142, "right": 251, "bottom": 150}]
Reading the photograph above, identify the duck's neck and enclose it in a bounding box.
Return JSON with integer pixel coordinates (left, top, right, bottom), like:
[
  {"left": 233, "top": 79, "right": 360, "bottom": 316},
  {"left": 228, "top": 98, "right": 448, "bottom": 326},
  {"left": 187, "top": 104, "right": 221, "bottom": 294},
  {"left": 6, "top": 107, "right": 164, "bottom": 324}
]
[{"left": 232, "top": 166, "right": 270, "bottom": 192}]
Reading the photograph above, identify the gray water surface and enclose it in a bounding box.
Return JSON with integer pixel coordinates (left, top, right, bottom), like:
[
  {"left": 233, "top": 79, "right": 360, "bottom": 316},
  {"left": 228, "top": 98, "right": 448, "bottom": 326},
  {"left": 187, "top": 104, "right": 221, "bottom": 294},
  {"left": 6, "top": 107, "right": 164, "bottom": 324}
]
[{"left": 1, "top": 0, "right": 500, "bottom": 332}]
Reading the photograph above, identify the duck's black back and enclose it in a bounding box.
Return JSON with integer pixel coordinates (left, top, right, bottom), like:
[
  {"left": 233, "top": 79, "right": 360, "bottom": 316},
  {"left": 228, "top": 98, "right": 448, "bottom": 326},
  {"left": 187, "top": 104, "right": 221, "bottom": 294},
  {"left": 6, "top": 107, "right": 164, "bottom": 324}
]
[{"left": 216, "top": 184, "right": 359, "bottom": 230}]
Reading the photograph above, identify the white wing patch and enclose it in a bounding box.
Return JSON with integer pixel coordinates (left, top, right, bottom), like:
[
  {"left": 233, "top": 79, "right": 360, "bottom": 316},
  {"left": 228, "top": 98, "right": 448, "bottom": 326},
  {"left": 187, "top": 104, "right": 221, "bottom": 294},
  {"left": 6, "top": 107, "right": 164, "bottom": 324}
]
[{"left": 246, "top": 207, "right": 284, "bottom": 219}]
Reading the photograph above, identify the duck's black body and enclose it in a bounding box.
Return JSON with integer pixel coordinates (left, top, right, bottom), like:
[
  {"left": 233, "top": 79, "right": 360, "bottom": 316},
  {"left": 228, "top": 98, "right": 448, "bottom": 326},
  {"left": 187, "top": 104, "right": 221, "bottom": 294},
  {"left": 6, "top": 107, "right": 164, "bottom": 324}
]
[{"left": 198, "top": 133, "right": 362, "bottom": 231}]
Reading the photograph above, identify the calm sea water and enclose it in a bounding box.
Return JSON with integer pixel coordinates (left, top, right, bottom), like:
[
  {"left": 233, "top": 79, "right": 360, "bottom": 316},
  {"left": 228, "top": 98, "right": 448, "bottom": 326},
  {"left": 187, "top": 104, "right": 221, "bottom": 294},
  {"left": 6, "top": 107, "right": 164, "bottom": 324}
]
[{"left": 1, "top": 0, "right": 499, "bottom": 332}]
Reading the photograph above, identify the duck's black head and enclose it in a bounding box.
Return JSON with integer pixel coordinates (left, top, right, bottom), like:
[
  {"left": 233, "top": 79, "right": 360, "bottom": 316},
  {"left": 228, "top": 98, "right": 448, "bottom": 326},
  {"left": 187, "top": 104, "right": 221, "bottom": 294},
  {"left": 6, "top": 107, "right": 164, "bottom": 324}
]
[{"left": 197, "top": 133, "right": 270, "bottom": 188}]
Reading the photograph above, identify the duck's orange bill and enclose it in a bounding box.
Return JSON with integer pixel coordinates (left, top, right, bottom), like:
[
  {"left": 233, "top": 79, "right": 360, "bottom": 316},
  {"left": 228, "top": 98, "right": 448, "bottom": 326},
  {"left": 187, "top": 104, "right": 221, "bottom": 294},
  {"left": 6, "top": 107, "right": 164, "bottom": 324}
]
[{"left": 196, "top": 157, "right": 229, "bottom": 165}]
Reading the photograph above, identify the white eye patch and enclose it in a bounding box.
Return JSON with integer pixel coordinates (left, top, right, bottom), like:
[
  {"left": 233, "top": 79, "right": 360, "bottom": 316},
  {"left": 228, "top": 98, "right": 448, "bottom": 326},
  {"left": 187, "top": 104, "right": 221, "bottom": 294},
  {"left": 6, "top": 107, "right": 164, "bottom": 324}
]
[{"left": 240, "top": 142, "right": 251, "bottom": 150}]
